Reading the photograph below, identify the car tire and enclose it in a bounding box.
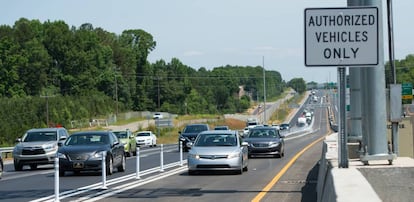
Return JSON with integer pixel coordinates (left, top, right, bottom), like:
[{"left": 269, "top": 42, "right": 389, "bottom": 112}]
[
  {"left": 133, "top": 146, "right": 137, "bottom": 156},
  {"left": 243, "top": 164, "right": 248, "bottom": 172},
  {"left": 126, "top": 147, "right": 132, "bottom": 157},
  {"left": 188, "top": 170, "right": 196, "bottom": 175},
  {"left": 30, "top": 164, "right": 37, "bottom": 170},
  {"left": 236, "top": 167, "right": 243, "bottom": 175},
  {"left": 0, "top": 163, "right": 3, "bottom": 179},
  {"left": 59, "top": 169, "right": 65, "bottom": 177},
  {"left": 14, "top": 160, "right": 23, "bottom": 171},
  {"left": 118, "top": 155, "right": 126, "bottom": 172},
  {"left": 106, "top": 156, "right": 113, "bottom": 175}
]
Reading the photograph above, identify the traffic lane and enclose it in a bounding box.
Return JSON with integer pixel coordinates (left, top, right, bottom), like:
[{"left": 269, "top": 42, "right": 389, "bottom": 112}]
[
  {"left": 0, "top": 145, "right": 181, "bottom": 202},
  {"left": 97, "top": 130, "right": 326, "bottom": 202},
  {"left": 258, "top": 137, "right": 324, "bottom": 202}
]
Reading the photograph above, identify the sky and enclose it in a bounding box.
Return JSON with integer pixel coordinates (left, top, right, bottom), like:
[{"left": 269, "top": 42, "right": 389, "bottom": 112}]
[{"left": 1, "top": 0, "right": 413, "bottom": 83}]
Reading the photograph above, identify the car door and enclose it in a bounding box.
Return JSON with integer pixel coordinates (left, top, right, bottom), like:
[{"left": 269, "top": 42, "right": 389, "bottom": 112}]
[
  {"left": 239, "top": 135, "right": 248, "bottom": 163},
  {"left": 109, "top": 133, "right": 123, "bottom": 165}
]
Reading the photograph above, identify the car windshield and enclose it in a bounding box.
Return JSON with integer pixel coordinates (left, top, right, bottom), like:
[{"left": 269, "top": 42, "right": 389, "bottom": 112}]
[
  {"left": 137, "top": 133, "right": 150, "bottom": 137},
  {"left": 195, "top": 133, "right": 237, "bottom": 146},
  {"left": 248, "top": 129, "right": 279, "bottom": 138},
  {"left": 184, "top": 125, "right": 207, "bottom": 133},
  {"left": 65, "top": 134, "right": 108, "bottom": 145},
  {"left": 23, "top": 131, "right": 57, "bottom": 142},
  {"left": 113, "top": 131, "right": 128, "bottom": 139}
]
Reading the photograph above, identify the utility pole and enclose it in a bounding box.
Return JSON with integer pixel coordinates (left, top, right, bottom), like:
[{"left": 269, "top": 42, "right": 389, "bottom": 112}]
[
  {"left": 115, "top": 70, "right": 118, "bottom": 116},
  {"left": 263, "top": 56, "right": 266, "bottom": 125},
  {"left": 41, "top": 93, "right": 55, "bottom": 127},
  {"left": 157, "top": 76, "right": 160, "bottom": 112}
]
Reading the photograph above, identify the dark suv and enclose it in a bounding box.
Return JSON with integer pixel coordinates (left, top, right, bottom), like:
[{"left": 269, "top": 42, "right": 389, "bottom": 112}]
[{"left": 178, "top": 124, "right": 209, "bottom": 152}]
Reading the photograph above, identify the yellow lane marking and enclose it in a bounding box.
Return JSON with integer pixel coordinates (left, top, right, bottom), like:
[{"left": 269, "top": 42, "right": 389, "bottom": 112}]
[
  {"left": 251, "top": 135, "right": 326, "bottom": 202},
  {"left": 252, "top": 108, "right": 331, "bottom": 202}
]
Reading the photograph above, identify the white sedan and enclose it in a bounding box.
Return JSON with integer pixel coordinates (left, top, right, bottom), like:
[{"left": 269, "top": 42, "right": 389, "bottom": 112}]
[{"left": 135, "top": 131, "right": 157, "bottom": 147}]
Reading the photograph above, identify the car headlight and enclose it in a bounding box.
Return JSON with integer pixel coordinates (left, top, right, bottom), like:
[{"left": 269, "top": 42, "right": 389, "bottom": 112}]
[
  {"left": 44, "top": 143, "right": 57, "bottom": 151},
  {"left": 188, "top": 153, "right": 200, "bottom": 159},
  {"left": 227, "top": 152, "right": 241, "bottom": 159},
  {"left": 57, "top": 152, "right": 67, "bottom": 159},
  {"left": 90, "top": 151, "right": 105, "bottom": 160},
  {"left": 269, "top": 142, "right": 280, "bottom": 147}
]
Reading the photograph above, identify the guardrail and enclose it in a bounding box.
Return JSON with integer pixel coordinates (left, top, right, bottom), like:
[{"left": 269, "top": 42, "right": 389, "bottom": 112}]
[{"left": 0, "top": 147, "right": 14, "bottom": 158}]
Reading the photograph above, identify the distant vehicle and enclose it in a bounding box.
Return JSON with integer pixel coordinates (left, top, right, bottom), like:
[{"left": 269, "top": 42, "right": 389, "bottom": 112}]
[
  {"left": 153, "top": 112, "right": 163, "bottom": 119},
  {"left": 297, "top": 117, "right": 307, "bottom": 127},
  {"left": 135, "top": 131, "right": 157, "bottom": 147},
  {"left": 57, "top": 131, "right": 125, "bottom": 176},
  {"left": 113, "top": 129, "right": 137, "bottom": 157},
  {"left": 187, "top": 130, "right": 248, "bottom": 175},
  {"left": 243, "top": 127, "right": 250, "bottom": 136},
  {"left": 13, "top": 127, "right": 69, "bottom": 171},
  {"left": 244, "top": 126, "right": 285, "bottom": 158},
  {"left": 0, "top": 154, "right": 3, "bottom": 179},
  {"left": 279, "top": 123, "right": 290, "bottom": 131},
  {"left": 214, "top": 125, "right": 230, "bottom": 130},
  {"left": 178, "top": 124, "right": 210, "bottom": 152},
  {"left": 246, "top": 117, "right": 259, "bottom": 128}
]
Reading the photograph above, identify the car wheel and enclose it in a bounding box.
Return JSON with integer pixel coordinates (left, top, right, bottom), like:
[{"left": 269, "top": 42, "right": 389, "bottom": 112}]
[
  {"left": 133, "top": 147, "right": 137, "bottom": 156},
  {"left": 0, "top": 163, "right": 3, "bottom": 179},
  {"left": 243, "top": 163, "right": 248, "bottom": 172},
  {"left": 236, "top": 166, "right": 243, "bottom": 175},
  {"left": 188, "top": 170, "right": 196, "bottom": 175},
  {"left": 59, "top": 169, "right": 65, "bottom": 177},
  {"left": 106, "top": 156, "right": 113, "bottom": 175},
  {"left": 126, "top": 146, "right": 131, "bottom": 157},
  {"left": 30, "top": 164, "right": 37, "bottom": 170},
  {"left": 118, "top": 155, "right": 126, "bottom": 172},
  {"left": 14, "top": 160, "right": 23, "bottom": 171}
]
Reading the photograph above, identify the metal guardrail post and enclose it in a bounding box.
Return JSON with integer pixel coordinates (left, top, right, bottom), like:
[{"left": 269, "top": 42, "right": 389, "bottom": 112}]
[
  {"left": 160, "top": 144, "right": 164, "bottom": 172},
  {"left": 180, "top": 141, "right": 183, "bottom": 166},
  {"left": 101, "top": 151, "right": 108, "bottom": 189},
  {"left": 136, "top": 147, "right": 141, "bottom": 179},
  {"left": 54, "top": 154, "right": 60, "bottom": 202}
]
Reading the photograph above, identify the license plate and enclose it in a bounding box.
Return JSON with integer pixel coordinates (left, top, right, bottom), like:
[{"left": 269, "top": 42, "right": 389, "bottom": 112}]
[{"left": 73, "top": 162, "right": 84, "bottom": 168}]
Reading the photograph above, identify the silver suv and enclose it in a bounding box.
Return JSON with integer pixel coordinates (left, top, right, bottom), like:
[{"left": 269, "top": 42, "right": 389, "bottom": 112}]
[{"left": 13, "top": 128, "right": 69, "bottom": 171}]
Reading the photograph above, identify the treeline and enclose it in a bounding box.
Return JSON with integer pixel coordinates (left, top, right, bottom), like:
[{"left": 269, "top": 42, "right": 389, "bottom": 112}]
[
  {"left": 0, "top": 18, "right": 289, "bottom": 145},
  {"left": 385, "top": 54, "right": 414, "bottom": 85}
]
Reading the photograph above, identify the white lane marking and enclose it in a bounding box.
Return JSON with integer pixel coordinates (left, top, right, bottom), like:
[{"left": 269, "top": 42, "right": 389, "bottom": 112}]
[
  {"left": 80, "top": 166, "right": 188, "bottom": 202},
  {"left": 30, "top": 161, "right": 186, "bottom": 202}
]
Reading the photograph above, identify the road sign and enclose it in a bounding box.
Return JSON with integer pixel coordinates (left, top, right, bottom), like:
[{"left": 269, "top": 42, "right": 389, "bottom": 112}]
[
  {"left": 402, "top": 83, "right": 413, "bottom": 104},
  {"left": 304, "top": 7, "right": 378, "bottom": 67}
]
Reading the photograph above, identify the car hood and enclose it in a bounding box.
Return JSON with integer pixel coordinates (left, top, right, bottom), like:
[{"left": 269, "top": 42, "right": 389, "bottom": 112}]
[
  {"left": 190, "top": 146, "right": 240, "bottom": 155},
  {"left": 244, "top": 137, "right": 281, "bottom": 143},
  {"left": 16, "top": 141, "right": 57, "bottom": 148},
  {"left": 58, "top": 145, "right": 109, "bottom": 154},
  {"left": 136, "top": 136, "right": 152, "bottom": 140},
  {"left": 180, "top": 133, "right": 199, "bottom": 138}
]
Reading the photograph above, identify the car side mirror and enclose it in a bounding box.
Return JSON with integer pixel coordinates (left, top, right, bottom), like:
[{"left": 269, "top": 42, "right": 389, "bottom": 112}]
[
  {"left": 186, "top": 142, "right": 193, "bottom": 149},
  {"left": 241, "top": 142, "right": 249, "bottom": 147},
  {"left": 59, "top": 136, "right": 67, "bottom": 141},
  {"left": 15, "top": 138, "right": 22, "bottom": 143}
]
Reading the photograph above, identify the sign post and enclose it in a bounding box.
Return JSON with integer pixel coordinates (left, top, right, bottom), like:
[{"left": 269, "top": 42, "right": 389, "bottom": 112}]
[{"left": 304, "top": 7, "right": 379, "bottom": 168}]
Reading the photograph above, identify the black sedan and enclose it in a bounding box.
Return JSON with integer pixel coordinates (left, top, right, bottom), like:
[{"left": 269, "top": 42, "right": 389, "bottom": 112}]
[
  {"left": 243, "top": 126, "right": 285, "bottom": 158},
  {"left": 57, "top": 131, "right": 126, "bottom": 176}
]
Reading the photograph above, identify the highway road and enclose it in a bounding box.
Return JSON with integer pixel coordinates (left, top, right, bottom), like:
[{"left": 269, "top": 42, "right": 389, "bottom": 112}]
[{"left": 0, "top": 97, "right": 331, "bottom": 202}]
